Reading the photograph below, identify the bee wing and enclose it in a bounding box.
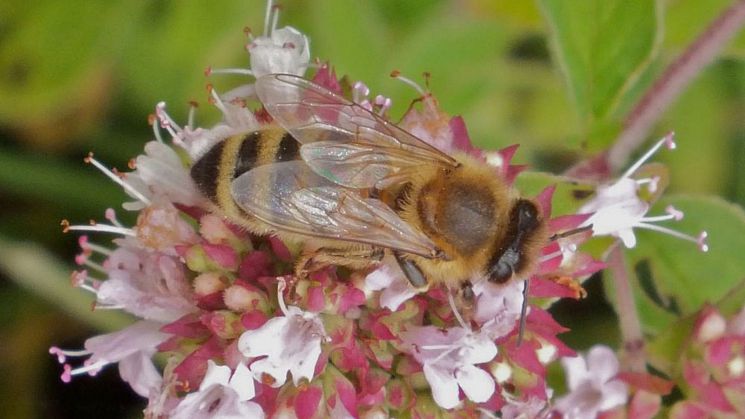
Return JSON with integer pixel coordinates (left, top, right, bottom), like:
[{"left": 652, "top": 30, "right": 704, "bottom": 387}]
[
  {"left": 231, "top": 160, "right": 438, "bottom": 258},
  {"left": 255, "top": 73, "right": 458, "bottom": 189}
]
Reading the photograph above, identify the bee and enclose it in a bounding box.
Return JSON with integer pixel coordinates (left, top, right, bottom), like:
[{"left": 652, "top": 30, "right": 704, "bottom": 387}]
[{"left": 190, "top": 73, "right": 549, "bottom": 294}]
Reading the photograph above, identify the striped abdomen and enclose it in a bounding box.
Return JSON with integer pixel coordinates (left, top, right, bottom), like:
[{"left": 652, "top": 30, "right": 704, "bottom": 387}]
[{"left": 190, "top": 129, "right": 300, "bottom": 225}]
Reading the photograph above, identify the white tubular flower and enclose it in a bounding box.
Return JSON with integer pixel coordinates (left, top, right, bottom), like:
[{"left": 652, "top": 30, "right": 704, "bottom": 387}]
[
  {"left": 402, "top": 325, "right": 498, "bottom": 409},
  {"left": 580, "top": 133, "right": 708, "bottom": 251},
  {"left": 246, "top": 0, "right": 309, "bottom": 77},
  {"left": 237, "top": 279, "right": 326, "bottom": 387},
  {"left": 49, "top": 320, "right": 168, "bottom": 398},
  {"left": 170, "top": 361, "right": 263, "bottom": 419},
  {"left": 554, "top": 345, "right": 628, "bottom": 419},
  {"left": 364, "top": 263, "right": 418, "bottom": 311}
]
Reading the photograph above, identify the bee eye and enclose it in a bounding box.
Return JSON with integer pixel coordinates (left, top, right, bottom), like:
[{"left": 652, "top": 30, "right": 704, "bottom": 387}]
[{"left": 516, "top": 199, "right": 539, "bottom": 231}]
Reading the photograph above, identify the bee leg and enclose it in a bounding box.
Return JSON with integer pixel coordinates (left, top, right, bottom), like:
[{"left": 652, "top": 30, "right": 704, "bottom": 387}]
[
  {"left": 295, "top": 246, "right": 384, "bottom": 278},
  {"left": 393, "top": 251, "right": 428, "bottom": 290}
]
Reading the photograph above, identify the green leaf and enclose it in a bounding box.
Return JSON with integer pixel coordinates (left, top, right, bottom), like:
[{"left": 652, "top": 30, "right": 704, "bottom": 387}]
[
  {"left": 308, "top": 0, "right": 389, "bottom": 84},
  {"left": 619, "top": 195, "right": 745, "bottom": 335},
  {"left": 0, "top": 236, "right": 132, "bottom": 331},
  {"left": 514, "top": 171, "right": 595, "bottom": 217},
  {"left": 0, "top": 147, "right": 123, "bottom": 214},
  {"left": 121, "top": 1, "right": 263, "bottom": 118},
  {"left": 537, "top": 0, "right": 660, "bottom": 148}
]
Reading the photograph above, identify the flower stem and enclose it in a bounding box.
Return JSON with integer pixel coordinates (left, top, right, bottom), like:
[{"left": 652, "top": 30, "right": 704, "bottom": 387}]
[
  {"left": 608, "top": 0, "right": 745, "bottom": 170},
  {"left": 607, "top": 246, "right": 646, "bottom": 372}
]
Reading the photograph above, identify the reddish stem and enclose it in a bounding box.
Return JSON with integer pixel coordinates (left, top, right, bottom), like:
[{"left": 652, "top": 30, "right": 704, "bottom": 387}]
[
  {"left": 608, "top": 0, "right": 745, "bottom": 170},
  {"left": 607, "top": 246, "right": 646, "bottom": 372}
]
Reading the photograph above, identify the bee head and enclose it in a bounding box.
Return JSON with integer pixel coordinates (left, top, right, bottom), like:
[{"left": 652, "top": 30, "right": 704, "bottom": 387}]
[{"left": 487, "top": 199, "right": 545, "bottom": 284}]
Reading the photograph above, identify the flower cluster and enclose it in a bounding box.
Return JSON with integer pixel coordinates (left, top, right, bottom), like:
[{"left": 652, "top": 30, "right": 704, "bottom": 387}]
[
  {"left": 669, "top": 306, "right": 745, "bottom": 417},
  {"left": 50, "top": 1, "right": 713, "bottom": 418}
]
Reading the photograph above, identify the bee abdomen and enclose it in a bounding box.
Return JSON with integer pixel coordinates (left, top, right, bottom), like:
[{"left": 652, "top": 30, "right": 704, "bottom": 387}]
[{"left": 190, "top": 129, "right": 301, "bottom": 222}]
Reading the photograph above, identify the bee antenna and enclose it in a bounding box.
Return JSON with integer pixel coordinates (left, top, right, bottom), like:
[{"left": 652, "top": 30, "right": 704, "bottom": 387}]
[
  {"left": 516, "top": 278, "right": 530, "bottom": 347},
  {"left": 549, "top": 225, "right": 593, "bottom": 242}
]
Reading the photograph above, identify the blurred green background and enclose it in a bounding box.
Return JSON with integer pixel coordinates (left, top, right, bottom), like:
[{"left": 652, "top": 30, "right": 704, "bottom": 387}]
[{"left": 2, "top": 0, "right": 745, "bottom": 417}]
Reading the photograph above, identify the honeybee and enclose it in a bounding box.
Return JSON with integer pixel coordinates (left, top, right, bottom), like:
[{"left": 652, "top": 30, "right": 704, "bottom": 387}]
[{"left": 190, "top": 74, "right": 548, "bottom": 293}]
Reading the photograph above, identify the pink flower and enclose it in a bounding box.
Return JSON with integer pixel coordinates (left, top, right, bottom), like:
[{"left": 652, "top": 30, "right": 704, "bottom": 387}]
[
  {"left": 49, "top": 320, "right": 168, "bottom": 398},
  {"left": 170, "top": 361, "right": 263, "bottom": 419},
  {"left": 669, "top": 305, "right": 745, "bottom": 417},
  {"left": 95, "top": 246, "right": 195, "bottom": 322},
  {"left": 554, "top": 345, "right": 628, "bottom": 419}
]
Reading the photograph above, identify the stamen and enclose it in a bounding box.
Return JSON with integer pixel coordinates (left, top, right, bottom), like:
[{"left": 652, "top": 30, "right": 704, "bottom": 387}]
[
  {"left": 67, "top": 359, "right": 107, "bottom": 378},
  {"left": 665, "top": 205, "right": 684, "bottom": 220},
  {"left": 149, "top": 114, "right": 165, "bottom": 143},
  {"left": 635, "top": 176, "right": 660, "bottom": 193},
  {"left": 620, "top": 132, "right": 676, "bottom": 180},
  {"left": 49, "top": 346, "right": 92, "bottom": 363},
  {"left": 263, "top": 0, "right": 274, "bottom": 36},
  {"left": 65, "top": 222, "right": 137, "bottom": 237},
  {"left": 277, "top": 277, "right": 289, "bottom": 316},
  {"left": 423, "top": 343, "right": 459, "bottom": 365},
  {"left": 187, "top": 101, "right": 198, "bottom": 129},
  {"left": 243, "top": 26, "right": 253, "bottom": 41},
  {"left": 207, "top": 85, "right": 231, "bottom": 117},
  {"left": 84, "top": 153, "right": 152, "bottom": 205},
  {"left": 208, "top": 67, "right": 254, "bottom": 77},
  {"left": 81, "top": 259, "right": 106, "bottom": 274},
  {"left": 447, "top": 292, "right": 469, "bottom": 330},
  {"left": 390, "top": 70, "right": 426, "bottom": 96},
  {"left": 155, "top": 102, "right": 183, "bottom": 137},
  {"left": 635, "top": 223, "right": 709, "bottom": 252},
  {"left": 104, "top": 208, "right": 124, "bottom": 228},
  {"left": 94, "top": 303, "right": 126, "bottom": 310},
  {"left": 374, "top": 95, "right": 392, "bottom": 115},
  {"left": 352, "top": 81, "right": 370, "bottom": 104},
  {"left": 270, "top": 4, "right": 280, "bottom": 36}
]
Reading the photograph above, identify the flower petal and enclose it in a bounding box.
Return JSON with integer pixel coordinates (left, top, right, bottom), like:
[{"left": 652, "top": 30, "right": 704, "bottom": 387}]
[
  {"left": 423, "top": 364, "right": 460, "bottom": 409},
  {"left": 455, "top": 365, "right": 495, "bottom": 403}
]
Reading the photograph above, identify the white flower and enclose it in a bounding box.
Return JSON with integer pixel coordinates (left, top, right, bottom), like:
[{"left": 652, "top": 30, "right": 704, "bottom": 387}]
[
  {"left": 402, "top": 325, "right": 497, "bottom": 409},
  {"left": 125, "top": 141, "right": 203, "bottom": 210},
  {"left": 238, "top": 281, "right": 326, "bottom": 387},
  {"left": 171, "top": 361, "right": 264, "bottom": 419},
  {"left": 579, "top": 133, "right": 708, "bottom": 251},
  {"left": 153, "top": 98, "right": 261, "bottom": 162},
  {"left": 364, "top": 263, "right": 418, "bottom": 311},
  {"left": 249, "top": 26, "right": 310, "bottom": 77},
  {"left": 471, "top": 280, "right": 524, "bottom": 333},
  {"left": 553, "top": 345, "right": 628, "bottom": 419}
]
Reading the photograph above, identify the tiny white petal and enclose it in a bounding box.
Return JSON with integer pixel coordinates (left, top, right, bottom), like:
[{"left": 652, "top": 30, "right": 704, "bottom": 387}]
[
  {"left": 238, "top": 316, "right": 289, "bottom": 357},
  {"left": 455, "top": 365, "right": 495, "bottom": 403},
  {"left": 229, "top": 363, "right": 256, "bottom": 402},
  {"left": 423, "top": 364, "right": 460, "bottom": 409},
  {"left": 118, "top": 351, "right": 162, "bottom": 398},
  {"left": 586, "top": 346, "right": 620, "bottom": 382}
]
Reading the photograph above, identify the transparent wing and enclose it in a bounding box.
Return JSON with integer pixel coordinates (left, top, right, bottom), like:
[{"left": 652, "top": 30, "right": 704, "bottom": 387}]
[
  {"left": 255, "top": 73, "right": 458, "bottom": 189},
  {"left": 231, "top": 161, "right": 439, "bottom": 258}
]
